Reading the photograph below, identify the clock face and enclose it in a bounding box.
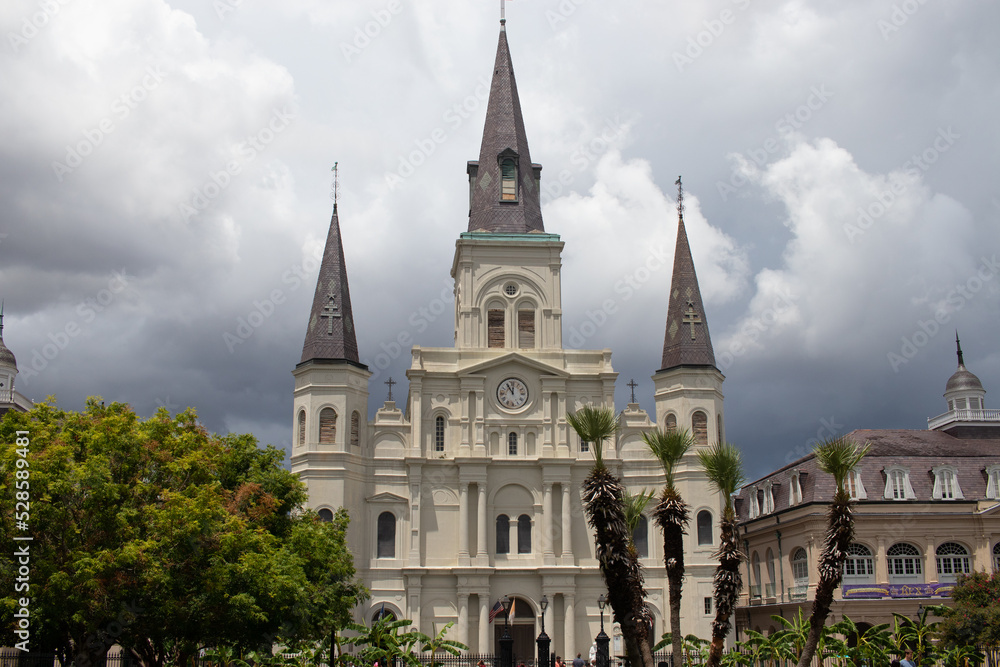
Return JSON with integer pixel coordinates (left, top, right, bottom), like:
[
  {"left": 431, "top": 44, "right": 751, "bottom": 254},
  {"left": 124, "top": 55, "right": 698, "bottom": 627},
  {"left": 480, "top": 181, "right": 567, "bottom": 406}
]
[{"left": 497, "top": 378, "right": 529, "bottom": 409}]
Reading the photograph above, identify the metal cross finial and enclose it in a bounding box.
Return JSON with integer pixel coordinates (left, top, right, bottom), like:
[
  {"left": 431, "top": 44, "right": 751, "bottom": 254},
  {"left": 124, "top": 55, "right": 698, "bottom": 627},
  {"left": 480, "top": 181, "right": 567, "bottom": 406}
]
[
  {"left": 675, "top": 175, "right": 684, "bottom": 222},
  {"left": 385, "top": 377, "right": 396, "bottom": 402},
  {"left": 683, "top": 299, "right": 702, "bottom": 340},
  {"left": 320, "top": 293, "right": 341, "bottom": 334},
  {"left": 330, "top": 162, "right": 339, "bottom": 205},
  {"left": 627, "top": 379, "right": 638, "bottom": 403}
]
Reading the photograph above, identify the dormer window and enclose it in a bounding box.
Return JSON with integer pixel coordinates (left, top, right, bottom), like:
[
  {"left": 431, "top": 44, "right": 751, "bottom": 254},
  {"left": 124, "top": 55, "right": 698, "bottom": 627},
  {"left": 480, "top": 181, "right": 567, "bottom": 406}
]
[
  {"left": 986, "top": 465, "right": 1000, "bottom": 500},
  {"left": 789, "top": 471, "right": 802, "bottom": 506},
  {"left": 883, "top": 466, "right": 916, "bottom": 500},
  {"left": 846, "top": 470, "right": 867, "bottom": 500},
  {"left": 762, "top": 481, "right": 775, "bottom": 514},
  {"left": 931, "top": 465, "right": 963, "bottom": 500},
  {"left": 748, "top": 486, "right": 760, "bottom": 519},
  {"left": 501, "top": 158, "right": 517, "bottom": 201}
]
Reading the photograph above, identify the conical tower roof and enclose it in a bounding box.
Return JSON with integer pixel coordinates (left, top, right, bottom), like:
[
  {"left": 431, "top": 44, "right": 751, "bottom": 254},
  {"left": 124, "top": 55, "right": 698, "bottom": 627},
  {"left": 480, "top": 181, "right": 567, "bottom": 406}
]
[
  {"left": 0, "top": 303, "right": 15, "bottom": 369},
  {"left": 299, "top": 204, "right": 364, "bottom": 367},
  {"left": 467, "top": 26, "right": 544, "bottom": 234},
  {"left": 659, "top": 180, "right": 716, "bottom": 371},
  {"left": 945, "top": 333, "right": 984, "bottom": 394}
]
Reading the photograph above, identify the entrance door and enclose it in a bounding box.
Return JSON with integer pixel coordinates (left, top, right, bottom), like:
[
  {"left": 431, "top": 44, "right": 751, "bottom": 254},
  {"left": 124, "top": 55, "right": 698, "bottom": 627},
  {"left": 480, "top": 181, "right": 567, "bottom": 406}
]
[{"left": 494, "top": 624, "right": 537, "bottom": 666}]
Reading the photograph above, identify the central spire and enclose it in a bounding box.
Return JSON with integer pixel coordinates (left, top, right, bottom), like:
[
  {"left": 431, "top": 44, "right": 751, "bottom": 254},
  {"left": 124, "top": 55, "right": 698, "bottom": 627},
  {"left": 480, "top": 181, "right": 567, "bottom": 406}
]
[{"left": 467, "top": 27, "right": 544, "bottom": 234}]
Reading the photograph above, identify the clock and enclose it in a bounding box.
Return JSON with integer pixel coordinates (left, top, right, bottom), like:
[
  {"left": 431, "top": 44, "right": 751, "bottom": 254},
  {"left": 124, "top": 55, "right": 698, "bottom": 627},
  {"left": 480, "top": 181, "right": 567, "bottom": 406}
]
[{"left": 497, "top": 377, "right": 529, "bottom": 409}]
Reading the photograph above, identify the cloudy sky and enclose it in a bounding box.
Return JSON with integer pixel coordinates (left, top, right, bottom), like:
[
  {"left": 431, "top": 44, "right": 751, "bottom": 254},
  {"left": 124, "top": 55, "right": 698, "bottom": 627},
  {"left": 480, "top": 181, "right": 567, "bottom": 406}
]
[{"left": 2, "top": 0, "right": 998, "bottom": 481}]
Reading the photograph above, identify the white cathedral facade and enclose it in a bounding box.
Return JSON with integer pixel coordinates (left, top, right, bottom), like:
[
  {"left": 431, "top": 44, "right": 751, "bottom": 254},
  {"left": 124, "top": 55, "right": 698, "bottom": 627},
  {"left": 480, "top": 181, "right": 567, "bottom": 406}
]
[{"left": 291, "top": 23, "right": 728, "bottom": 660}]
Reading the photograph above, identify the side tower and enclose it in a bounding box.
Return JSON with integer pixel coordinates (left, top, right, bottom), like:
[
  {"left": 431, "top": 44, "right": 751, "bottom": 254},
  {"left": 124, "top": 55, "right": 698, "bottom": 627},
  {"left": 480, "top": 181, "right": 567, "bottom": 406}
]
[
  {"left": 0, "top": 304, "right": 31, "bottom": 416},
  {"left": 928, "top": 333, "right": 1000, "bottom": 437},
  {"left": 652, "top": 180, "right": 725, "bottom": 449},
  {"left": 290, "top": 200, "right": 371, "bottom": 554}
]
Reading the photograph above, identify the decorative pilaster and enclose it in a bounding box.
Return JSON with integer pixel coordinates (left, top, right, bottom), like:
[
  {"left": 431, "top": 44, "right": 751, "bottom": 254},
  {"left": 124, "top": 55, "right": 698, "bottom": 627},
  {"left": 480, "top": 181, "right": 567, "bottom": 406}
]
[
  {"left": 458, "top": 592, "right": 470, "bottom": 648},
  {"left": 477, "top": 483, "right": 488, "bottom": 563},
  {"left": 564, "top": 593, "right": 576, "bottom": 660},
  {"left": 543, "top": 482, "right": 555, "bottom": 564},
  {"left": 561, "top": 483, "right": 572, "bottom": 563},
  {"left": 459, "top": 482, "right": 471, "bottom": 563},
  {"left": 478, "top": 595, "right": 490, "bottom": 653}
]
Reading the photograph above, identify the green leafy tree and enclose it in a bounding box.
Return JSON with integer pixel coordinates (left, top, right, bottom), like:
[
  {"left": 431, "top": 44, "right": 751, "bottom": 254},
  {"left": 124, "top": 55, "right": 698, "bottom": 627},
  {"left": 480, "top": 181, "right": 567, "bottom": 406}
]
[
  {"left": 343, "top": 616, "right": 427, "bottom": 667},
  {"left": 419, "top": 621, "right": 468, "bottom": 667},
  {"left": 829, "top": 617, "right": 894, "bottom": 667},
  {"left": 567, "top": 405, "right": 654, "bottom": 667},
  {"left": 697, "top": 442, "right": 746, "bottom": 667},
  {"left": 935, "top": 571, "right": 1000, "bottom": 649},
  {"left": 0, "top": 399, "right": 365, "bottom": 667},
  {"left": 893, "top": 607, "right": 940, "bottom": 664},
  {"left": 795, "top": 437, "right": 870, "bottom": 667},
  {"left": 643, "top": 427, "right": 694, "bottom": 667}
]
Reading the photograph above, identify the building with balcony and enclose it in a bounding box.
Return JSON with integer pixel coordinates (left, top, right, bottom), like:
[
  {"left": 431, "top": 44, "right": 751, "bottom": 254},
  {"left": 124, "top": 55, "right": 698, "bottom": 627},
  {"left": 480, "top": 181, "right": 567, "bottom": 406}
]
[
  {"left": 0, "top": 306, "right": 31, "bottom": 417},
  {"left": 734, "top": 336, "right": 1000, "bottom": 638}
]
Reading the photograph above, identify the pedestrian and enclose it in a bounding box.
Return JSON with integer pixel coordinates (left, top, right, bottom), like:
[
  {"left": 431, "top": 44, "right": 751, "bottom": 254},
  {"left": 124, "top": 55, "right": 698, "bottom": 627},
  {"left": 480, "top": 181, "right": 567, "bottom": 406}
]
[
  {"left": 555, "top": 656, "right": 563, "bottom": 667},
  {"left": 901, "top": 650, "right": 917, "bottom": 667},
  {"left": 573, "top": 653, "right": 585, "bottom": 667}
]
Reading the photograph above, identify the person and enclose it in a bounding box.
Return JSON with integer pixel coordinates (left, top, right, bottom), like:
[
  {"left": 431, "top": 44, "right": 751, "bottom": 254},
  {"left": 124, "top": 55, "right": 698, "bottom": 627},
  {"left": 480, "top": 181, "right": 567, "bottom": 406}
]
[
  {"left": 555, "top": 656, "right": 564, "bottom": 667},
  {"left": 573, "top": 653, "right": 585, "bottom": 667},
  {"left": 478, "top": 661, "right": 486, "bottom": 667},
  {"left": 901, "top": 650, "right": 917, "bottom": 667}
]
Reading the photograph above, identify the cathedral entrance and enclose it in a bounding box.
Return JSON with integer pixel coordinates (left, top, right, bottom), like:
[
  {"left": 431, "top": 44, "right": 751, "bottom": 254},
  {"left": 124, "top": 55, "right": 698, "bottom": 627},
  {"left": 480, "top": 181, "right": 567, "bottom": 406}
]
[{"left": 493, "top": 596, "right": 537, "bottom": 665}]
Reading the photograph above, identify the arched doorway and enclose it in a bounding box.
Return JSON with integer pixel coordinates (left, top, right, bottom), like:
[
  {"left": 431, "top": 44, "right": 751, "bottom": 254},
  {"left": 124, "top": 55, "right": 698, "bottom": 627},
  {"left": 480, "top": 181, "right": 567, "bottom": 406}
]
[{"left": 493, "top": 597, "right": 536, "bottom": 664}]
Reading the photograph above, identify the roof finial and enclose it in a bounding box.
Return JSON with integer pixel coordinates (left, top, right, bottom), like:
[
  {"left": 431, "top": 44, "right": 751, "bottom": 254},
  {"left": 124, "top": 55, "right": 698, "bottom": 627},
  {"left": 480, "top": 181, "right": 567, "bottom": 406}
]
[
  {"left": 330, "top": 162, "right": 339, "bottom": 211},
  {"left": 956, "top": 330, "right": 965, "bottom": 368},
  {"left": 675, "top": 175, "right": 684, "bottom": 223},
  {"left": 500, "top": 0, "right": 506, "bottom": 28},
  {"left": 0, "top": 300, "right": 4, "bottom": 337}
]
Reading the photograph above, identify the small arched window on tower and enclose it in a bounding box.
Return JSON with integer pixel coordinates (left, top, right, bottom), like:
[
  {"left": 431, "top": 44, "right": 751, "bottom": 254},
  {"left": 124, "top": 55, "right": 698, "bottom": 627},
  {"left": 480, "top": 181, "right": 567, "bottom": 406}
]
[
  {"left": 377, "top": 512, "right": 396, "bottom": 558},
  {"left": 692, "top": 411, "right": 708, "bottom": 446},
  {"left": 488, "top": 309, "right": 505, "bottom": 348},
  {"left": 508, "top": 432, "right": 518, "bottom": 456},
  {"left": 496, "top": 514, "right": 510, "bottom": 554},
  {"left": 633, "top": 515, "right": 649, "bottom": 558},
  {"left": 318, "top": 508, "right": 334, "bottom": 522},
  {"left": 319, "top": 408, "right": 337, "bottom": 444},
  {"left": 664, "top": 413, "right": 677, "bottom": 431},
  {"left": 435, "top": 415, "right": 445, "bottom": 452},
  {"left": 351, "top": 411, "right": 360, "bottom": 447},
  {"left": 517, "top": 308, "right": 535, "bottom": 348},
  {"left": 696, "top": 510, "right": 713, "bottom": 546},
  {"left": 501, "top": 158, "right": 517, "bottom": 201},
  {"left": 517, "top": 514, "right": 531, "bottom": 553},
  {"left": 297, "top": 410, "right": 306, "bottom": 446}
]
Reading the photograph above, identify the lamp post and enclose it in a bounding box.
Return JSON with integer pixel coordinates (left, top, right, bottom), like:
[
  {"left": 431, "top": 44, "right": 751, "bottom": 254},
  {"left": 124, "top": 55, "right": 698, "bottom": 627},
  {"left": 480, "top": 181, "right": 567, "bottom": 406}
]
[
  {"left": 500, "top": 595, "right": 514, "bottom": 667},
  {"left": 537, "top": 595, "right": 551, "bottom": 667},
  {"left": 595, "top": 595, "right": 609, "bottom": 667}
]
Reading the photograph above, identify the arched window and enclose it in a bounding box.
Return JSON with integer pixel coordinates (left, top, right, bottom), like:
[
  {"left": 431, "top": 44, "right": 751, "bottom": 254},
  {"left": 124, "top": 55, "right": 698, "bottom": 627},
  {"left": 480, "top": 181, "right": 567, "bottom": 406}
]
[
  {"left": 297, "top": 410, "right": 306, "bottom": 445},
  {"left": 751, "top": 551, "right": 762, "bottom": 599},
  {"left": 517, "top": 309, "right": 535, "bottom": 348},
  {"left": 501, "top": 158, "right": 517, "bottom": 201},
  {"left": 887, "top": 543, "right": 923, "bottom": 583},
  {"left": 994, "top": 542, "right": 1000, "bottom": 572},
  {"left": 932, "top": 466, "right": 963, "bottom": 500},
  {"left": 696, "top": 510, "right": 713, "bottom": 546},
  {"left": 517, "top": 514, "right": 531, "bottom": 553},
  {"left": 377, "top": 512, "right": 395, "bottom": 558},
  {"left": 692, "top": 411, "right": 708, "bottom": 446},
  {"left": 351, "top": 411, "right": 360, "bottom": 447},
  {"left": 791, "top": 548, "right": 809, "bottom": 594},
  {"left": 717, "top": 414, "right": 723, "bottom": 443},
  {"left": 843, "top": 543, "right": 874, "bottom": 582},
  {"left": 496, "top": 514, "right": 510, "bottom": 554},
  {"left": 765, "top": 548, "right": 776, "bottom": 597},
  {"left": 664, "top": 413, "right": 677, "bottom": 431},
  {"left": 372, "top": 607, "right": 396, "bottom": 624},
  {"left": 319, "top": 408, "right": 337, "bottom": 444},
  {"left": 633, "top": 515, "right": 649, "bottom": 558},
  {"left": 488, "top": 309, "right": 505, "bottom": 348},
  {"left": 936, "top": 542, "right": 971, "bottom": 582},
  {"left": 318, "top": 508, "right": 334, "bottom": 522},
  {"left": 435, "top": 415, "right": 445, "bottom": 452},
  {"left": 508, "top": 432, "right": 518, "bottom": 456}
]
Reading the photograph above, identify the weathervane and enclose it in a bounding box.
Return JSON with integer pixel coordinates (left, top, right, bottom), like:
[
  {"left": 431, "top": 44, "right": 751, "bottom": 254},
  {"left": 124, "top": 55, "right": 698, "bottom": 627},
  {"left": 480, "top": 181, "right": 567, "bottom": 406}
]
[
  {"left": 330, "top": 162, "right": 339, "bottom": 205},
  {"left": 675, "top": 175, "right": 684, "bottom": 222},
  {"left": 500, "top": 0, "right": 506, "bottom": 26}
]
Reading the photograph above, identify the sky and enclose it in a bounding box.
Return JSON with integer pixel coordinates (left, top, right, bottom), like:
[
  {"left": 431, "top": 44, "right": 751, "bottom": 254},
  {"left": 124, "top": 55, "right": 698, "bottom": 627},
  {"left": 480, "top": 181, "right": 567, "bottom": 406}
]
[{"left": 1, "top": 0, "right": 999, "bottom": 482}]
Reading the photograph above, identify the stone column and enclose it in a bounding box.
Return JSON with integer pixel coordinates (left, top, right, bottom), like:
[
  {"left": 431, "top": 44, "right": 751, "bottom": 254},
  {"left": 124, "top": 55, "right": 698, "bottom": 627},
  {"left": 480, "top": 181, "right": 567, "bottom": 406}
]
[
  {"left": 478, "top": 483, "right": 488, "bottom": 562},
  {"left": 458, "top": 592, "right": 470, "bottom": 648},
  {"left": 543, "top": 482, "right": 555, "bottom": 563},
  {"left": 564, "top": 593, "right": 576, "bottom": 661},
  {"left": 459, "top": 482, "right": 470, "bottom": 561},
  {"left": 561, "top": 484, "right": 573, "bottom": 562},
  {"left": 875, "top": 536, "right": 888, "bottom": 584},
  {"left": 479, "top": 594, "right": 490, "bottom": 653}
]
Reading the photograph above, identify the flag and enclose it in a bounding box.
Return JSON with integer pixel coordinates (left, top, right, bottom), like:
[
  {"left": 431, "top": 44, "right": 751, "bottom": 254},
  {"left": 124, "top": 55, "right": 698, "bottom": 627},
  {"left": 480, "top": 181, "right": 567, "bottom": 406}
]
[
  {"left": 509, "top": 597, "right": 516, "bottom": 619},
  {"left": 488, "top": 599, "right": 503, "bottom": 623}
]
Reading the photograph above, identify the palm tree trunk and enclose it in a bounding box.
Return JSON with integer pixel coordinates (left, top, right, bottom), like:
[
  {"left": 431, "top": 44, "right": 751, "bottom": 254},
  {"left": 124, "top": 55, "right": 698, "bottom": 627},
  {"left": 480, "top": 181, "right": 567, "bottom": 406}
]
[
  {"left": 795, "top": 494, "right": 854, "bottom": 667},
  {"left": 654, "top": 491, "right": 689, "bottom": 667},
  {"left": 583, "top": 466, "right": 655, "bottom": 667},
  {"left": 705, "top": 514, "right": 742, "bottom": 667}
]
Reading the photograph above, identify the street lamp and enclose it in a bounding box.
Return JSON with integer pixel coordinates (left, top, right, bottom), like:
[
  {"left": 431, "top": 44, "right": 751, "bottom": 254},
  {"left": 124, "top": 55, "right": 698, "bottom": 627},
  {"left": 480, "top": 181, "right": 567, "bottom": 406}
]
[
  {"left": 500, "top": 595, "right": 514, "bottom": 667},
  {"left": 537, "top": 595, "right": 551, "bottom": 667},
  {"left": 595, "top": 595, "right": 609, "bottom": 667}
]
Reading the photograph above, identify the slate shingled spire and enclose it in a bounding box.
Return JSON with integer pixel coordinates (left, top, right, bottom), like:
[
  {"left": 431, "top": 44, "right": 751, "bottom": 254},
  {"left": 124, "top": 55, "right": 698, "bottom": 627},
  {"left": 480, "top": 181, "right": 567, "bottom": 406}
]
[
  {"left": 467, "top": 25, "right": 544, "bottom": 233},
  {"left": 660, "top": 178, "right": 716, "bottom": 371},
  {"left": 299, "top": 203, "right": 362, "bottom": 366}
]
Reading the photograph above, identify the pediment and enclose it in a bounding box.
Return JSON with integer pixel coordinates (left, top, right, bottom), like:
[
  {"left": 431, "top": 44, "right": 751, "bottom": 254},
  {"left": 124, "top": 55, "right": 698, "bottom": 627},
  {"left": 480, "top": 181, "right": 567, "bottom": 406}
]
[
  {"left": 458, "top": 352, "right": 569, "bottom": 379},
  {"left": 367, "top": 491, "right": 408, "bottom": 504}
]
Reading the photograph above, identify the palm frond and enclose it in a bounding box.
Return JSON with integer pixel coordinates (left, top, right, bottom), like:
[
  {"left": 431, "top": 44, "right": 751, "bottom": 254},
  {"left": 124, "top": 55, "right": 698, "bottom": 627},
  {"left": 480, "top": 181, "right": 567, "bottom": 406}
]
[
  {"left": 623, "top": 488, "right": 655, "bottom": 536},
  {"left": 566, "top": 405, "right": 618, "bottom": 468},
  {"left": 642, "top": 427, "right": 694, "bottom": 488},
  {"left": 697, "top": 442, "right": 746, "bottom": 511},
  {"left": 814, "top": 437, "right": 870, "bottom": 491}
]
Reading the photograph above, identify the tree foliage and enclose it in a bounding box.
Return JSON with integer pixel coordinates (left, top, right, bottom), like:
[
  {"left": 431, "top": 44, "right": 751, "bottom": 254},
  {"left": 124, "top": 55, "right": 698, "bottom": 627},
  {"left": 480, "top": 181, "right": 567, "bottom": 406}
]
[
  {"left": 936, "top": 571, "right": 1000, "bottom": 649},
  {"left": 0, "top": 399, "right": 365, "bottom": 667}
]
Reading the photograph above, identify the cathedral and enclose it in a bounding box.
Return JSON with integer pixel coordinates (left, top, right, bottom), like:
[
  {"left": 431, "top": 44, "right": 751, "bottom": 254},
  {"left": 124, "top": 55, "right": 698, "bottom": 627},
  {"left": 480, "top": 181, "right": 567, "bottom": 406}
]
[{"left": 290, "top": 22, "right": 727, "bottom": 659}]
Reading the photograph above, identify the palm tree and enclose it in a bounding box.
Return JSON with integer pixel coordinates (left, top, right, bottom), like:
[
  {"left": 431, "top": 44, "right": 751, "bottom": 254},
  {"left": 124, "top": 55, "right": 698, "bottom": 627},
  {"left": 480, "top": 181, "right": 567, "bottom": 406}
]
[
  {"left": 642, "top": 427, "right": 694, "bottom": 667},
  {"left": 697, "top": 442, "right": 746, "bottom": 667},
  {"left": 795, "top": 436, "right": 870, "bottom": 667},
  {"left": 567, "top": 405, "right": 655, "bottom": 667}
]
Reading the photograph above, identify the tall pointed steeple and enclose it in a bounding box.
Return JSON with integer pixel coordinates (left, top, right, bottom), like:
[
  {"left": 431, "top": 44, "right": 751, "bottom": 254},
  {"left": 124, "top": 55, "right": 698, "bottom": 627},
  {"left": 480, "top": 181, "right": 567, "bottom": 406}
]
[
  {"left": 660, "top": 177, "right": 716, "bottom": 371},
  {"left": 299, "top": 202, "right": 363, "bottom": 366},
  {"left": 467, "top": 23, "right": 544, "bottom": 234}
]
